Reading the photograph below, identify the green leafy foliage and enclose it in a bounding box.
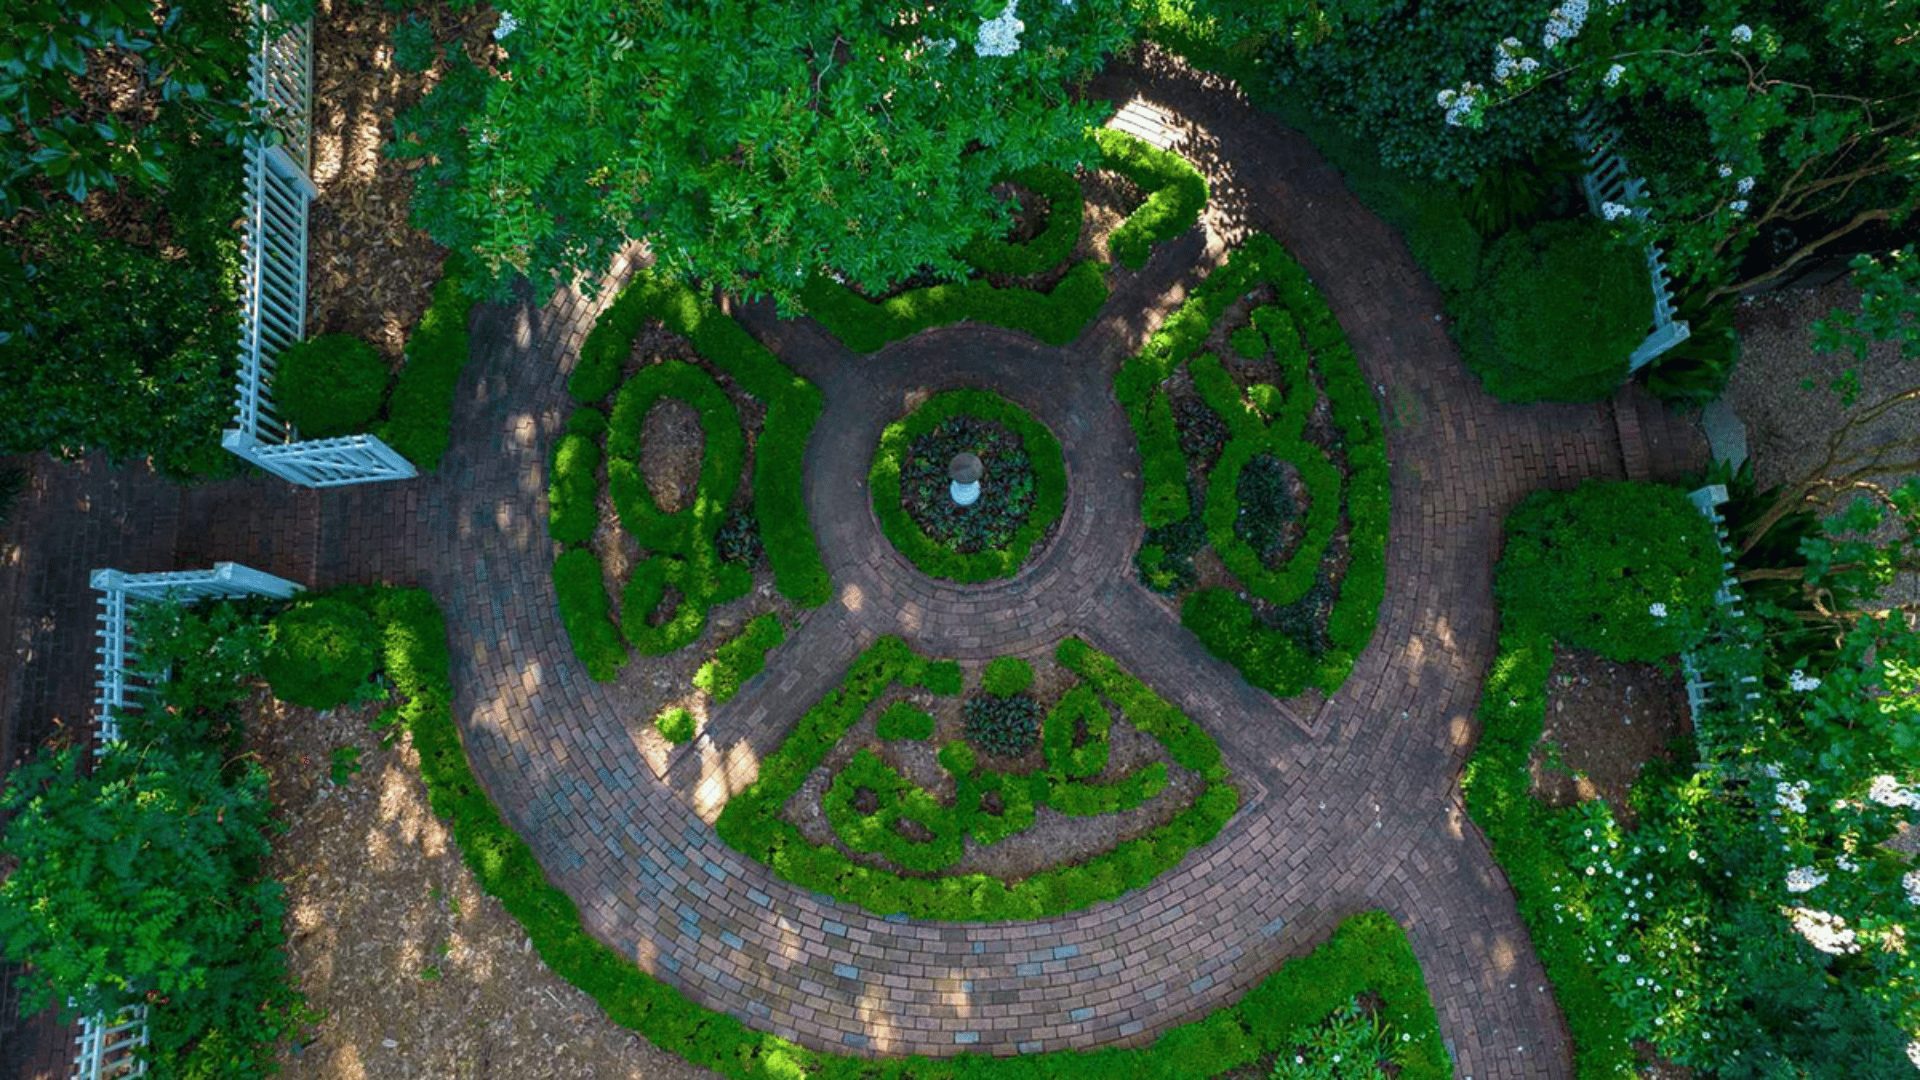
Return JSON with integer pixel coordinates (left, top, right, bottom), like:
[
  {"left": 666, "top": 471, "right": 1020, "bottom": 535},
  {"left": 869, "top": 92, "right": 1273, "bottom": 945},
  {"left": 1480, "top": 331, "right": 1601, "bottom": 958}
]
[
  {"left": 963, "top": 692, "right": 1041, "bottom": 758},
  {"left": 1456, "top": 219, "right": 1646, "bottom": 403},
  {"left": 547, "top": 423, "right": 603, "bottom": 546},
  {"left": 875, "top": 701, "right": 935, "bottom": 741},
  {"left": 0, "top": 599, "right": 300, "bottom": 1078},
  {"left": 1116, "top": 234, "right": 1389, "bottom": 699},
  {"left": 1094, "top": 126, "right": 1210, "bottom": 269},
  {"left": 391, "top": 14, "right": 437, "bottom": 73},
  {"left": 693, "top": 614, "right": 785, "bottom": 703},
  {"left": 900, "top": 416, "right": 1037, "bottom": 555},
  {"left": 1811, "top": 246, "right": 1920, "bottom": 363},
  {"left": 262, "top": 597, "right": 380, "bottom": 709},
  {"left": 395, "top": 0, "right": 1137, "bottom": 310},
  {"left": 1268, "top": 996, "right": 1407, "bottom": 1079},
  {"left": 552, "top": 548, "right": 628, "bottom": 681},
  {"left": 655, "top": 706, "right": 695, "bottom": 744},
  {"left": 274, "top": 334, "right": 389, "bottom": 440},
  {"left": 870, "top": 389, "right": 1066, "bottom": 582},
  {"left": 1495, "top": 480, "right": 1721, "bottom": 662},
  {"left": 375, "top": 261, "right": 475, "bottom": 470},
  {"left": 959, "top": 166, "right": 1084, "bottom": 277},
  {"left": 799, "top": 257, "right": 1110, "bottom": 353},
  {"left": 981, "top": 656, "right": 1035, "bottom": 696},
  {"left": 715, "top": 637, "right": 1239, "bottom": 920}
]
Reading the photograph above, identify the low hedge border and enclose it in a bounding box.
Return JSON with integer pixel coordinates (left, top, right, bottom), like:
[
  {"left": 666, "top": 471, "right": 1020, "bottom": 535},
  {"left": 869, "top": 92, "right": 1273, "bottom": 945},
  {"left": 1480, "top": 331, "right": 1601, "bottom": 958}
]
[
  {"left": 1115, "top": 233, "right": 1389, "bottom": 699},
  {"left": 371, "top": 583, "right": 1449, "bottom": 1078},
  {"left": 1093, "top": 126, "right": 1209, "bottom": 270},
  {"left": 796, "top": 129, "right": 1205, "bottom": 354},
  {"left": 605, "top": 361, "right": 744, "bottom": 551},
  {"left": 869, "top": 389, "right": 1067, "bottom": 584},
  {"left": 374, "top": 259, "right": 475, "bottom": 470},
  {"left": 567, "top": 269, "right": 829, "bottom": 607},
  {"left": 714, "top": 635, "right": 1238, "bottom": 921},
  {"left": 958, "top": 165, "right": 1084, "bottom": 278},
  {"left": 694, "top": 614, "right": 787, "bottom": 704},
  {"left": 799, "top": 258, "right": 1110, "bottom": 354}
]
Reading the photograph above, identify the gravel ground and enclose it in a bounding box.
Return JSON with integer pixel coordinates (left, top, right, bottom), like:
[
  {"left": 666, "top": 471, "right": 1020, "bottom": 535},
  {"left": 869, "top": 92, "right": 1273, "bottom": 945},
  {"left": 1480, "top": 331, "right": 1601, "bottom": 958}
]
[{"left": 1726, "top": 279, "right": 1917, "bottom": 608}]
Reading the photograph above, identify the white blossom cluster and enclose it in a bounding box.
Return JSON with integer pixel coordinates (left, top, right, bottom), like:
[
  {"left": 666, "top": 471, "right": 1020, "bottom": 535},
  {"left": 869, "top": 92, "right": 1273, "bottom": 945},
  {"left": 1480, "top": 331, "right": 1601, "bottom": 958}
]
[
  {"left": 1786, "top": 866, "right": 1828, "bottom": 893},
  {"left": 1730, "top": 23, "right": 1754, "bottom": 43},
  {"left": 1869, "top": 774, "right": 1920, "bottom": 809},
  {"left": 1604, "top": 63, "right": 1626, "bottom": 88},
  {"left": 1437, "top": 84, "right": 1483, "bottom": 127},
  {"left": 1775, "top": 780, "right": 1810, "bottom": 815},
  {"left": 1906, "top": 869, "right": 1920, "bottom": 906},
  {"left": 493, "top": 10, "right": 520, "bottom": 40},
  {"left": 1788, "top": 668, "right": 1822, "bottom": 692},
  {"left": 1648, "top": 602, "right": 1668, "bottom": 618},
  {"left": 1492, "top": 37, "right": 1542, "bottom": 82},
  {"left": 976, "top": 1, "right": 1025, "bottom": 58},
  {"left": 1737, "top": 175, "right": 1756, "bottom": 194},
  {"left": 1601, "top": 201, "right": 1632, "bottom": 221},
  {"left": 1542, "top": 0, "right": 1589, "bottom": 49}
]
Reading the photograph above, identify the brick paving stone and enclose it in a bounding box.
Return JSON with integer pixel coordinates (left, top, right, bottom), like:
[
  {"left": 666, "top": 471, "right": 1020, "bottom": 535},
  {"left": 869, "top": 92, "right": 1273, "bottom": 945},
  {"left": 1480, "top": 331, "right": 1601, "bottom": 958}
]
[{"left": 0, "top": 44, "right": 1731, "bottom": 1080}]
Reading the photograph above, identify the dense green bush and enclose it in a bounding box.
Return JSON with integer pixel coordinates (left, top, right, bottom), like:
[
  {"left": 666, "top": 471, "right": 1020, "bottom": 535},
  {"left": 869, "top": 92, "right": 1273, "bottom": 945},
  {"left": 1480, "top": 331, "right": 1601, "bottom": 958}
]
[
  {"left": 1140, "top": 391, "right": 1192, "bottom": 528},
  {"left": 273, "top": 334, "right": 388, "bottom": 440},
  {"left": 1094, "top": 127, "right": 1209, "bottom": 269},
  {"left": 0, "top": 598, "right": 300, "bottom": 1078},
  {"left": 1116, "top": 234, "right": 1389, "bottom": 699},
  {"left": 875, "top": 701, "right": 935, "bottom": 741},
  {"left": 981, "top": 656, "right": 1034, "bottom": 696},
  {"left": 547, "top": 424, "right": 603, "bottom": 546},
  {"left": 552, "top": 549, "right": 628, "bottom": 681},
  {"left": 375, "top": 260, "right": 475, "bottom": 469},
  {"left": 959, "top": 166, "right": 1084, "bottom": 278},
  {"left": 382, "top": 580, "right": 1449, "bottom": 1078},
  {"left": 655, "top": 706, "right": 695, "bottom": 744},
  {"left": 869, "top": 389, "right": 1066, "bottom": 582},
  {"left": 714, "top": 636, "right": 1238, "bottom": 920},
  {"left": 693, "top": 614, "right": 785, "bottom": 703},
  {"left": 567, "top": 269, "right": 829, "bottom": 606},
  {"left": 963, "top": 692, "right": 1041, "bottom": 757},
  {"left": 262, "top": 597, "right": 379, "bottom": 708},
  {"left": 799, "top": 257, "right": 1110, "bottom": 353},
  {"left": 1496, "top": 480, "right": 1721, "bottom": 662},
  {"left": 1456, "top": 219, "right": 1646, "bottom": 403}
]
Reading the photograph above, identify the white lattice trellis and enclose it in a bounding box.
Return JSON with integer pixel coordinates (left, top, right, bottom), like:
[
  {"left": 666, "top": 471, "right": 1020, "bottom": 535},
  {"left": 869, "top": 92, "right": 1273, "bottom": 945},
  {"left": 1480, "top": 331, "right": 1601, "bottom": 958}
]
[
  {"left": 71, "top": 1006, "right": 149, "bottom": 1080},
  {"left": 1679, "top": 485, "right": 1763, "bottom": 763},
  {"left": 223, "top": 4, "right": 417, "bottom": 487},
  {"left": 1573, "top": 119, "right": 1693, "bottom": 373}
]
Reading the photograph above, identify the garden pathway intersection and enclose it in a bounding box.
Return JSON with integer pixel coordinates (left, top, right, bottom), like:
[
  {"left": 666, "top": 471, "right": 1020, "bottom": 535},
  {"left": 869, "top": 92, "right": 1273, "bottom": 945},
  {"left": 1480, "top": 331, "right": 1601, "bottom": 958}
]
[{"left": 1, "top": 47, "right": 1716, "bottom": 1080}]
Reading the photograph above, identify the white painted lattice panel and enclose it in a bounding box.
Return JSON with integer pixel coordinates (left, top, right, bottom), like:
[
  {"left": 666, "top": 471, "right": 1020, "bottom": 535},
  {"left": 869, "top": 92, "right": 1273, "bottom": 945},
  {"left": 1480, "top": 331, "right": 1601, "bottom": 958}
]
[
  {"left": 1573, "top": 113, "right": 1692, "bottom": 374},
  {"left": 71, "top": 1007, "right": 149, "bottom": 1080}
]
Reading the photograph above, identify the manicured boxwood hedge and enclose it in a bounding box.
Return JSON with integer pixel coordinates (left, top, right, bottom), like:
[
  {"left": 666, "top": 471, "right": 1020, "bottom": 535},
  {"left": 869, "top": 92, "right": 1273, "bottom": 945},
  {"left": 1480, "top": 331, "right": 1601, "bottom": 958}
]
[
  {"left": 366, "top": 583, "right": 1449, "bottom": 1079},
  {"left": 797, "top": 128, "right": 1206, "bottom": 354},
  {"left": 694, "top": 613, "right": 786, "bottom": 703},
  {"left": 375, "top": 259, "right": 475, "bottom": 470},
  {"left": 1115, "top": 233, "right": 1389, "bottom": 700},
  {"left": 1093, "top": 126, "right": 1209, "bottom": 270},
  {"left": 567, "top": 268, "right": 830, "bottom": 607},
  {"left": 869, "top": 389, "right": 1066, "bottom": 583},
  {"left": 714, "top": 635, "right": 1239, "bottom": 921}
]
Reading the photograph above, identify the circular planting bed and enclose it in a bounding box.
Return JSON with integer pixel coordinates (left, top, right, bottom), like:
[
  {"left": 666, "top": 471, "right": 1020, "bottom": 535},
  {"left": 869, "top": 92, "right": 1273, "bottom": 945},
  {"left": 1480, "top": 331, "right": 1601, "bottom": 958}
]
[{"left": 869, "top": 388, "right": 1066, "bottom": 583}]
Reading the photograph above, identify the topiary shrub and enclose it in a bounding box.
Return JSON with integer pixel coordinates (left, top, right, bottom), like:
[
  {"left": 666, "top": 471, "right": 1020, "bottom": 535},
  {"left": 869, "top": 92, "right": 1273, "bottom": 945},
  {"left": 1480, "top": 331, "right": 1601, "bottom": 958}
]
[
  {"left": 1457, "top": 218, "right": 1647, "bottom": 403},
  {"left": 981, "top": 656, "right": 1034, "bottom": 696},
  {"left": 692, "top": 614, "right": 785, "bottom": 703},
  {"left": 876, "top": 701, "right": 935, "bottom": 741},
  {"left": 960, "top": 165, "right": 1084, "bottom": 278},
  {"left": 1095, "top": 127, "right": 1209, "bottom": 269},
  {"left": 1495, "top": 479, "right": 1723, "bottom": 662},
  {"left": 263, "top": 597, "right": 378, "bottom": 708},
  {"left": 963, "top": 692, "right": 1040, "bottom": 757},
  {"left": 654, "top": 706, "right": 695, "bottom": 744},
  {"left": 274, "top": 334, "right": 388, "bottom": 439}
]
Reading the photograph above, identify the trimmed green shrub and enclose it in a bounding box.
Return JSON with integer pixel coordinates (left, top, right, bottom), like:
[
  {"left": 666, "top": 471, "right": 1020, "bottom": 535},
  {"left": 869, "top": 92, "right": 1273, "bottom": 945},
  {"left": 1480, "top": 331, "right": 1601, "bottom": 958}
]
[
  {"left": 274, "top": 334, "right": 387, "bottom": 440},
  {"left": 1457, "top": 218, "right": 1645, "bottom": 403},
  {"left": 693, "top": 614, "right": 785, "bottom": 703},
  {"left": 981, "top": 656, "right": 1034, "bottom": 696},
  {"left": 567, "top": 270, "right": 829, "bottom": 607},
  {"left": 799, "top": 258, "right": 1110, "bottom": 354},
  {"left": 377, "top": 259, "right": 475, "bottom": 470},
  {"left": 552, "top": 549, "right": 627, "bottom": 681},
  {"left": 1042, "top": 684, "right": 1112, "bottom": 780},
  {"left": 1495, "top": 480, "right": 1722, "bottom": 662},
  {"left": 263, "top": 597, "right": 378, "bottom": 708},
  {"left": 714, "top": 637, "right": 1239, "bottom": 920},
  {"left": 960, "top": 165, "right": 1084, "bottom": 278},
  {"left": 870, "top": 389, "right": 1066, "bottom": 583},
  {"left": 547, "top": 425, "right": 602, "bottom": 546},
  {"left": 1116, "top": 234, "right": 1390, "bottom": 699},
  {"left": 1095, "top": 127, "right": 1209, "bottom": 269},
  {"left": 605, "top": 361, "right": 743, "bottom": 551},
  {"left": 380, "top": 581, "right": 1449, "bottom": 1079},
  {"left": 963, "top": 693, "right": 1041, "bottom": 757},
  {"left": 655, "top": 706, "right": 695, "bottom": 744},
  {"left": 875, "top": 701, "right": 935, "bottom": 741}
]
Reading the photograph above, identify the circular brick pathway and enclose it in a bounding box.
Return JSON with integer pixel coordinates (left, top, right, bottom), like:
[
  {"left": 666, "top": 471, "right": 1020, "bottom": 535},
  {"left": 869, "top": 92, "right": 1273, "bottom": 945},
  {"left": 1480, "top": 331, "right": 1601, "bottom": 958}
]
[{"left": 287, "top": 48, "right": 1660, "bottom": 1080}]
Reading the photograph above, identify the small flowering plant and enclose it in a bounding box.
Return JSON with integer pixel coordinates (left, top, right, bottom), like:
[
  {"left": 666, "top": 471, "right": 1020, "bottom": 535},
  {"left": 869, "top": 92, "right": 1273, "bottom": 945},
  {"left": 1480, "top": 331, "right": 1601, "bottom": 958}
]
[{"left": 1268, "top": 996, "right": 1404, "bottom": 1080}]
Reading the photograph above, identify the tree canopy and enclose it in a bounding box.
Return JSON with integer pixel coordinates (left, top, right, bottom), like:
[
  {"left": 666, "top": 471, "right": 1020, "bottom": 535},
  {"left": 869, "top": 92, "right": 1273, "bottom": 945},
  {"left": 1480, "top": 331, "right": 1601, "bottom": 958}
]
[{"left": 396, "top": 0, "right": 1137, "bottom": 309}]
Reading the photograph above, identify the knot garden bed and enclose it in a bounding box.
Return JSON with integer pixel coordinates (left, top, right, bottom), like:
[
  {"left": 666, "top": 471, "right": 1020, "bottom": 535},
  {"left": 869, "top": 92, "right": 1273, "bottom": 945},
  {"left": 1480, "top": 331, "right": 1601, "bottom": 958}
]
[
  {"left": 547, "top": 271, "right": 831, "bottom": 681},
  {"left": 868, "top": 388, "right": 1066, "bottom": 583},
  {"left": 1117, "top": 233, "right": 1390, "bottom": 700},
  {"left": 714, "top": 636, "right": 1239, "bottom": 921}
]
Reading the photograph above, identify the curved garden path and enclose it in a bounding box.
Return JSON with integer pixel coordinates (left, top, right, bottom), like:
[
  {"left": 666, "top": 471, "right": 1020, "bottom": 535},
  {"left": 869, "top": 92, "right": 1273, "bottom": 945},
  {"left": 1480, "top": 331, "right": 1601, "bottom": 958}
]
[{"left": 288, "top": 48, "right": 1650, "bottom": 1080}]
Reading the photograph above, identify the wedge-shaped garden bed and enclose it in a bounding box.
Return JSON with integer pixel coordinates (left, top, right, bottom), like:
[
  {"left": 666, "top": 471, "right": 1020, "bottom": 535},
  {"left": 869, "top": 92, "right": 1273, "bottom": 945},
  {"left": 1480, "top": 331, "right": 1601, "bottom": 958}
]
[
  {"left": 549, "top": 271, "right": 829, "bottom": 681},
  {"left": 1116, "top": 233, "right": 1389, "bottom": 700},
  {"left": 799, "top": 128, "right": 1207, "bottom": 353},
  {"left": 714, "top": 636, "right": 1239, "bottom": 920}
]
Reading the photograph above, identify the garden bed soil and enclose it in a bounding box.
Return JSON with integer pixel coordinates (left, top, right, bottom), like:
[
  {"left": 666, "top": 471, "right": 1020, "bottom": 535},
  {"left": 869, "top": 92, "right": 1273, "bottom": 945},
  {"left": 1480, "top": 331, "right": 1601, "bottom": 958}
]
[
  {"left": 781, "top": 657, "right": 1206, "bottom": 883},
  {"left": 248, "top": 690, "right": 717, "bottom": 1080},
  {"left": 1528, "top": 645, "right": 1692, "bottom": 828},
  {"left": 306, "top": 0, "right": 500, "bottom": 366}
]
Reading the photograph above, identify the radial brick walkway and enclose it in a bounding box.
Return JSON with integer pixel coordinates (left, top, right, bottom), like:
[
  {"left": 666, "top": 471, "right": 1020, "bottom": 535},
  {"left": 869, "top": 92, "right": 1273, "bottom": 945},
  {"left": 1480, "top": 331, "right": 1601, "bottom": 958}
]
[{"left": 0, "top": 46, "right": 1719, "bottom": 1080}]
